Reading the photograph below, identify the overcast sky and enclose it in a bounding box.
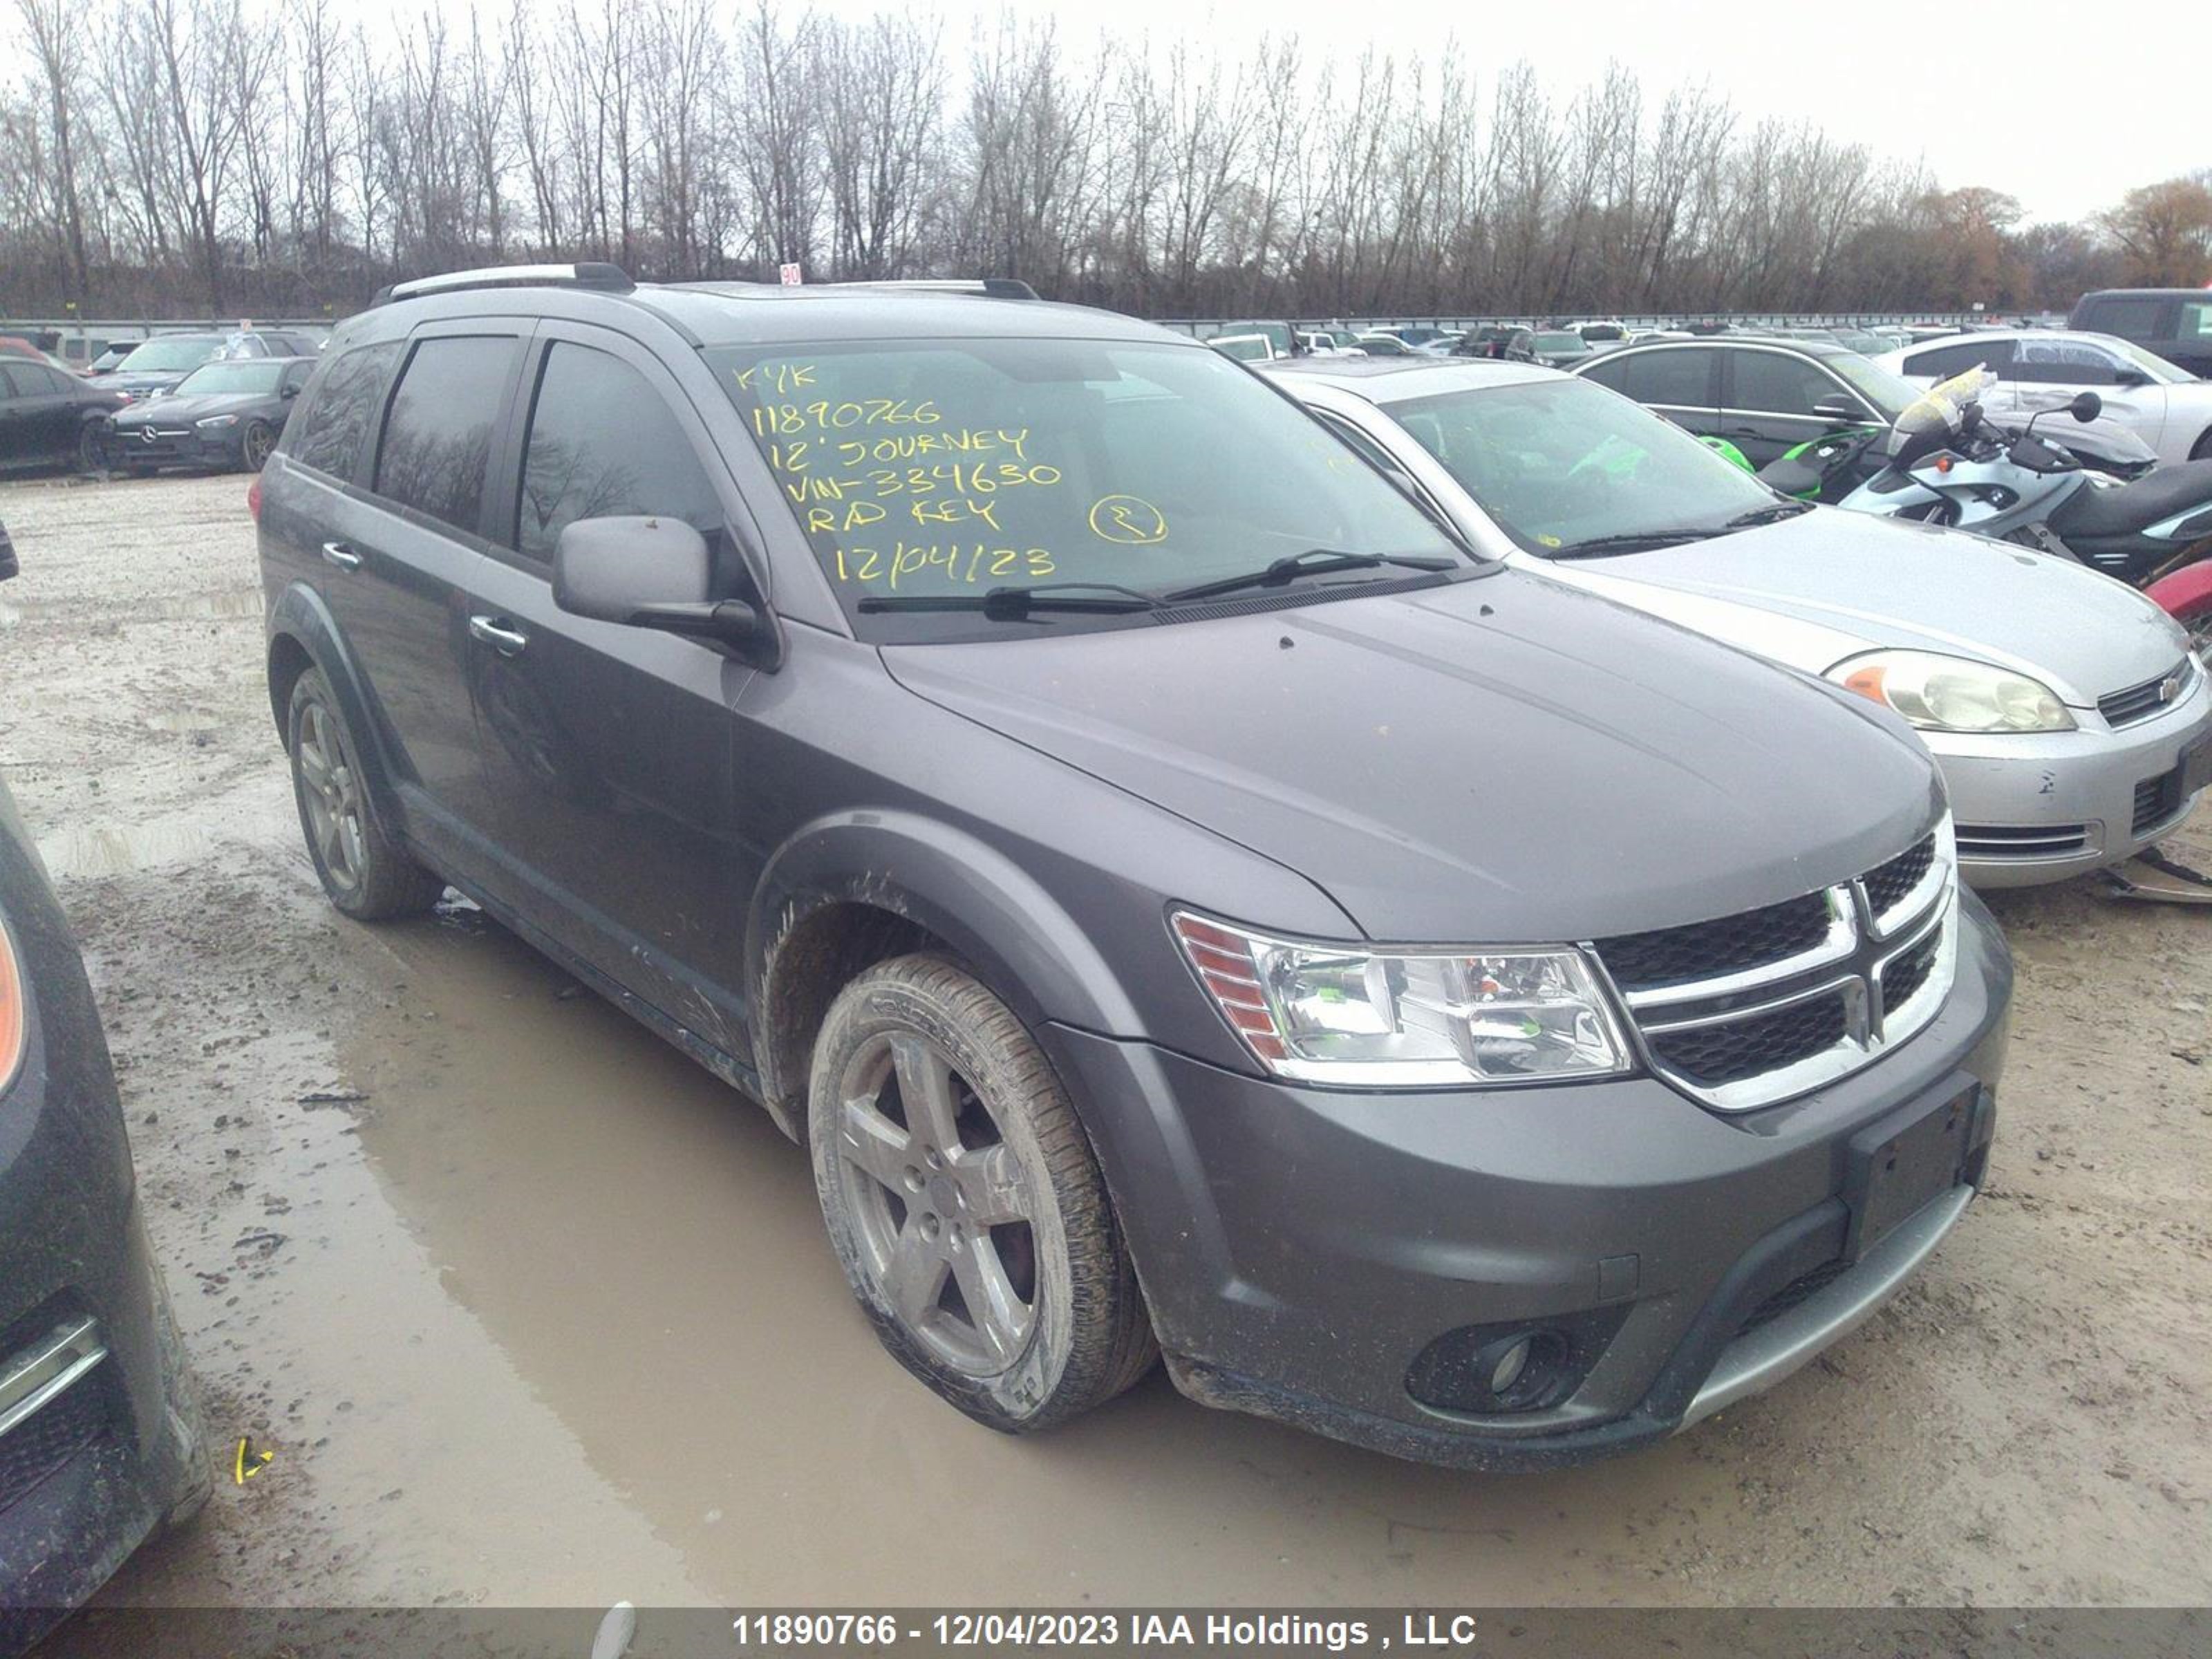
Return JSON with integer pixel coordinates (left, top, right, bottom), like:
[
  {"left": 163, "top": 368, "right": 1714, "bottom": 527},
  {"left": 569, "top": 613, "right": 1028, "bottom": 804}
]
[{"left": 805, "top": 0, "right": 2202, "bottom": 226}]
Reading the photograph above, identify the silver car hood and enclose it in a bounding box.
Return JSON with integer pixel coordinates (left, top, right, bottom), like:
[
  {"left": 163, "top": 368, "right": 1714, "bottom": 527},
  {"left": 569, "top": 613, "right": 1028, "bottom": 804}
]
[{"left": 1540, "top": 507, "right": 2189, "bottom": 706}]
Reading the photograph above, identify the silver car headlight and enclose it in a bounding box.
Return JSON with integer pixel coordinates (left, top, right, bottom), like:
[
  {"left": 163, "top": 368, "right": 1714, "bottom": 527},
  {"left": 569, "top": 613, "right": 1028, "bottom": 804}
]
[
  {"left": 1171, "top": 912, "right": 1634, "bottom": 1087},
  {"left": 196, "top": 414, "right": 238, "bottom": 429},
  {"left": 1829, "top": 649, "right": 2075, "bottom": 733}
]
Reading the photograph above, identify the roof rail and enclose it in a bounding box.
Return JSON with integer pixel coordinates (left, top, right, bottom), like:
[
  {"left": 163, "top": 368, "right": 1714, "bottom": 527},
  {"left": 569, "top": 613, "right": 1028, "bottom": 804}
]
[
  {"left": 823, "top": 278, "right": 1040, "bottom": 301},
  {"left": 372, "top": 262, "right": 636, "bottom": 307}
]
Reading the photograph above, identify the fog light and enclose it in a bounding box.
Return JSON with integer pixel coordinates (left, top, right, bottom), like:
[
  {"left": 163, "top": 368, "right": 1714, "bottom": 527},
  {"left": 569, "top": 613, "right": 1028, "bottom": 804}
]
[{"left": 1488, "top": 1336, "right": 1531, "bottom": 1395}]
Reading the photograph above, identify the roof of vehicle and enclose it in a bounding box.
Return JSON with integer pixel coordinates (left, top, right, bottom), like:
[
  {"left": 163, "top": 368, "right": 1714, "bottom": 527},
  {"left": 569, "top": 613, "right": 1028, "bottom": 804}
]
[
  {"left": 357, "top": 277, "right": 1179, "bottom": 350},
  {"left": 2077, "top": 287, "right": 2210, "bottom": 300},
  {"left": 1257, "top": 357, "right": 1561, "bottom": 400},
  {"left": 1608, "top": 335, "right": 1855, "bottom": 360}
]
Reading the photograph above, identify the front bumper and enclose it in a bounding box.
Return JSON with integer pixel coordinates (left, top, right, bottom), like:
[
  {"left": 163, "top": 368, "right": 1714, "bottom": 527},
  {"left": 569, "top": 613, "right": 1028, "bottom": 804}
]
[
  {"left": 1927, "top": 671, "right": 2210, "bottom": 886},
  {"left": 105, "top": 422, "right": 244, "bottom": 471},
  {"left": 1043, "top": 898, "right": 2012, "bottom": 1470},
  {"left": 1, "top": 885, "right": 205, "bottom": 1648}
]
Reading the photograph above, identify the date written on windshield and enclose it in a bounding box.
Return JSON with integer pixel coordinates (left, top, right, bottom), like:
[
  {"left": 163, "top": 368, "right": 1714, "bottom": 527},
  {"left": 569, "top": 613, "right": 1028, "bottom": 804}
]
[{"left": 832, "top": 544, "right": 1057, "bottom": 587}]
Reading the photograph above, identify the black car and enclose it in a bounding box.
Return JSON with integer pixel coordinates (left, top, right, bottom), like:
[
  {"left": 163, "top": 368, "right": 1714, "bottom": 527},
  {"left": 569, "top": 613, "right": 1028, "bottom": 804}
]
[
  {"left": 256, "top": 264, "right": 2006, "bottom": 1470},
  {"left": 2068, "top": 289, "right": 2212, "bottom": 379},
  {"left": 1454, "top": 324, "right": 1536, "bottom": 362},
  {"left": 109, "top": 357, "right": 315, "bottom": 474},
  {"left": 102, "top": 330, "right": 319, "bottom": 406},
  {"left": 1576, "top": 335, "right": 1921, "bottom": 467},
  {"left": 0, "top": 359, "right": 124, "bottom": 476},
  {"left": 0, "top": 768, "right": 209, "bottom": 1653},
  {"left": 85, "top": 344, "right": 139, "bottom": 376}
]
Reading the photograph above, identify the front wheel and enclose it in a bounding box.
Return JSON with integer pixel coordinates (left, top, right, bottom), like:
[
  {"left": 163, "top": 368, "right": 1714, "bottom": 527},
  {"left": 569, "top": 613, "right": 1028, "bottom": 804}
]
[
  {"left": 241, "top": 419, "right": 275, "bottom": 471},
  {"left": 808, "top": 955, "right": 1155, "bottom": 1433}
]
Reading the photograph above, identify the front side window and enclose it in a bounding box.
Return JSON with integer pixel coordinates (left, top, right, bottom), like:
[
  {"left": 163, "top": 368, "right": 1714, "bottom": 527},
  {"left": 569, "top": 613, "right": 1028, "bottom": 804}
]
[
  {"left": 709, "top": 339, "right": 1464, "bottom": 641},
  {"left": 1384, "top": 377, "right": 1781, "bottom": 558},
  {"left": 516, "top": 344, "right": 722, "bottom": 564},
  {"left": 290, "top": 341, "right": 402, "bottom": 479},
  {"left": 2012, "top": 338, "right": 2117, "bottom": 386},
  {"left": 1904, "top": 341, "right": 2008, "bottom": 382},
  {"left": 1730, "top": 350, "right": 1848, "bottom": 418},
  {"left": 373, "top": 336, "right": 515, "bottom": 535}
]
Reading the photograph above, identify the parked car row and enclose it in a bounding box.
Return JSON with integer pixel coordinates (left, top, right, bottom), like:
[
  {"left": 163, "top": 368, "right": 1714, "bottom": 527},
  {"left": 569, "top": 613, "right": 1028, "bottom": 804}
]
[
  {"left": 15, "top": 262, "right": 2204, "bottom": 1635},
  {"left": 0, "top": 330, "right": 319, "bottom": 479}
]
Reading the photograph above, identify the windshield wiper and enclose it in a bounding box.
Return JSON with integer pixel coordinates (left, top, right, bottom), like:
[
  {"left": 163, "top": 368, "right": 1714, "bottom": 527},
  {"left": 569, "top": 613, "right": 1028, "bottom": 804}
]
[
  {"left": 1548, "top": 529, "right": 1710, "bottom": 558},
  {"left": 856, "top": 581, "right": 1167, "bottom": 620},
  {"left": 1722, "top": 500, "right": 1815, "bottom": 529},
  {"left": 1163, "top": 549, "right": 1457, "bottom": 604}
]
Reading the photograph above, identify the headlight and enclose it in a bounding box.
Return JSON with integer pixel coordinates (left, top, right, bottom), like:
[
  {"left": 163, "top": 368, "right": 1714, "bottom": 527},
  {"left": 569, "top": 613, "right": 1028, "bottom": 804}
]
[
  {"left": 1830, "top": 650, "right": 2075, "bottom": 733},
  {"left": 196, "top": 414, "right": 238, "bottom": 429},
  {"left": 1171, "top": 912, "right": 1634, "bottom": 1087},
  {"left": 0, "top": 911, "right": 24, "bottom": 1094}
]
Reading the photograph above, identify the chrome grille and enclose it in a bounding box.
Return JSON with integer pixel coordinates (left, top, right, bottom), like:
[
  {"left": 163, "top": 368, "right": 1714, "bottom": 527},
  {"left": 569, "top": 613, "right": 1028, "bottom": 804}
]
[
  {"left": 1591, "top": 818, "right": 1958, "bottom": 1112},
  {"left": 2098, "top": 657, "right": 2193, "bottom": 729}
]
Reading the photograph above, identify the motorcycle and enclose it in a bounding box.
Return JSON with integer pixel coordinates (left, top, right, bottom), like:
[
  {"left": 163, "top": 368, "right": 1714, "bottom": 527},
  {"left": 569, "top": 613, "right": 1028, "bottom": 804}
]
[{"left": 1752, "top": 368, "right": 2212, "bottom": 646}]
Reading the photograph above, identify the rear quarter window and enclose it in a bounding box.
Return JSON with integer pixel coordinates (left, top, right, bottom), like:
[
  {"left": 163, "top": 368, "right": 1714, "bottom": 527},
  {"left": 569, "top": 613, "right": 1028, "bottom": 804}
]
[
  {"left": 288, "top": 342, "right": 402, "bottom": 480},
  {"left": 2080, "top": 298, "right": 2171, "bottom": 340}
]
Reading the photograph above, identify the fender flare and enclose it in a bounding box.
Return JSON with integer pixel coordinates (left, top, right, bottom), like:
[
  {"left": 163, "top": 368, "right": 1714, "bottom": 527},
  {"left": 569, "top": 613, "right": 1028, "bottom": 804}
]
[
  {"left": 2144, "top": 556, "right": 2212, "bottom": 619},
  {"left": 264, "top": 581, "right": 410, "bottom": 844},
  {"left": 745, "top": 809, "right": 1147, "bottom": 1107}
]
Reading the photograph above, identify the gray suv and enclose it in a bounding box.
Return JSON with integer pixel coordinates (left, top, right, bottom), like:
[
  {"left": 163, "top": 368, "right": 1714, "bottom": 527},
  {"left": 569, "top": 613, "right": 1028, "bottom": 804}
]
[{"left": 256, "top": 265, "right": 2012, "bottom": 1468}]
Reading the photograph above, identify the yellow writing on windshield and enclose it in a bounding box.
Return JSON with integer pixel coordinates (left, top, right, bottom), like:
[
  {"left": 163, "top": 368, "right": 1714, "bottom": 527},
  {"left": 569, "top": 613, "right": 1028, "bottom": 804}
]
[
  {"left": 1087, "top": 495, "right": 1168, "bottom": 545},
  {"left": 747, "top": 363, "right": 1081, "bottom": 584}
]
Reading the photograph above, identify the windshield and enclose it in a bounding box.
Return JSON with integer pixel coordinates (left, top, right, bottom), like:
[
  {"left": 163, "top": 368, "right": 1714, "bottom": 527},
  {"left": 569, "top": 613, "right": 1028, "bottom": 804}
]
[
  {"left": 1534, "top": 332, "right": 1587, "bottom": 353},
  {"left": 1824, "top": 351, "right": 1922, "bottom": 420},
  {"left": 1889, "top": 366, "right": 1993, "bottom": 450},
  {"left": 174, "top": 361, "right": 286, "bottom": 395},
  {"left": 118, "top": 337, "right": 227, "bottom": 373},
  {"left": 709, "top": 339, "right": 1465, "bottom": 640},
  {"left": 1384, "top": 377, "right": 1783, "bottom": 556}
]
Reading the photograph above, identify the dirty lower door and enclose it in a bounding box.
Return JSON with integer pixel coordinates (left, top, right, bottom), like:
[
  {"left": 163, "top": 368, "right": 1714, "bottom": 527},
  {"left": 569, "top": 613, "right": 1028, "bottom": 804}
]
[{"left": 463, "top": 324, "right": 761, "bottom": 1059}]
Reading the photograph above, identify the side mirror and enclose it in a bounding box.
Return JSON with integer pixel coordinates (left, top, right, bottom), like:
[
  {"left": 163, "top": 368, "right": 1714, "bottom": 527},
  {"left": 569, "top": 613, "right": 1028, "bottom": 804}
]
[
  {"left": 552, "top": 515, "right": 778, "bottom": 663},
  {"left": 2068, "top": 391, "right": 2103, "bottom": 423},
  {"left": 281, "top": 382, "right": 300, "bottom": 400},
  {"left": 1811, "top": 394, "right": 1862, "bottom": 426}
]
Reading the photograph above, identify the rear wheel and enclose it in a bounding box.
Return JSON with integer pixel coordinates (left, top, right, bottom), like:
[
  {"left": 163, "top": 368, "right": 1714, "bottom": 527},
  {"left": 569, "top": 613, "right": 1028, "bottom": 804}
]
[
  {"left": 286, "top": 667, "right": 445, "bottom": 919},
  {"left": 74, "top": 420, "right": 106, "bottom": 475},
  {"left": 808, "top": 955, "right": 1155, "bottom": 1433},
  {"left": 241, "top": 419, "right": 275, "bottom": 471}
]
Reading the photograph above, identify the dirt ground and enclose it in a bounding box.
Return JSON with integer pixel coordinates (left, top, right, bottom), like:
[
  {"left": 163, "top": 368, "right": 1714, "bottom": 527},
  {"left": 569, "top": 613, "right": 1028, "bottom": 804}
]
[{"left": 2, "top": 471, "right": 2209, "bottom": 1616}]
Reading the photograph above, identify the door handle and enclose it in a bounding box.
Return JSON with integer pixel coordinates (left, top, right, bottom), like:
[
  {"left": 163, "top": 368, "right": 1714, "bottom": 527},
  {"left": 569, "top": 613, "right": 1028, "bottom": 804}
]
[
  {"left": 320, "top": 541, "right": 362, "bottom": 570},
  {"left": 468, "top": 615, "right": 528, "bottom": 657}
]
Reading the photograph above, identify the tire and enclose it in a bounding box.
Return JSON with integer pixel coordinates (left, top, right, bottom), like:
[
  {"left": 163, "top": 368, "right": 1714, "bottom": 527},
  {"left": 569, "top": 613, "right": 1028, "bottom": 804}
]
[
  {"left": 74, "top": 420, "right": 107, "bottom": 476},
  {"left": 241, "top": 419, "right": 275, "bottom": 472},
  {"left": 808, "top": 954, "right": 1155, "bottom": 1433},
  {"left": 2191, "top": 429, "right": 2212, "bottom": 462},
  {"left": 285, "top": 667, "right": 445, "bottom": 920}
]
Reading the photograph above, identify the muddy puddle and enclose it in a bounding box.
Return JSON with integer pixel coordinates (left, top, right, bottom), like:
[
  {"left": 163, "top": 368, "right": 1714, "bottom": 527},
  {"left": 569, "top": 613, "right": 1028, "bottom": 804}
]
[
  {"left": 38, "top": 801, "right": 292, "bottom": 878},
  {"left": 329, "top": 911, "right": 1761, "bottom": 1604}
]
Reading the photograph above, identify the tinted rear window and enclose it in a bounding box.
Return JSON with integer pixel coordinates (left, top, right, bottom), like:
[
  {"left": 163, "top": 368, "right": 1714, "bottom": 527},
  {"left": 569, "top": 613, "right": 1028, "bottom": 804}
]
[
  {"left": 290, "top": 342, "right": 402, "bottom": 478},
  {"left": 2080, "top": 298, "right": 2170, "bottom": 339},
  {"left": 373, "top": 337, "right": 516, "bottom": 534}
]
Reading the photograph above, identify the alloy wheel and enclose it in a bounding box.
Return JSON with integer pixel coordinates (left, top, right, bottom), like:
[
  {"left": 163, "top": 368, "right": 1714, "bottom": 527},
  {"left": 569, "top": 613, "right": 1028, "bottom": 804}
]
[
  {"left": 832, "top": 1030, "right": 1039, "bottom": 1376},
  {"left": 243, "top": 422, "right": 274, "bottom": 471},
  {"left": 295, "top": 698, "right": 368, "bottom": 891}
]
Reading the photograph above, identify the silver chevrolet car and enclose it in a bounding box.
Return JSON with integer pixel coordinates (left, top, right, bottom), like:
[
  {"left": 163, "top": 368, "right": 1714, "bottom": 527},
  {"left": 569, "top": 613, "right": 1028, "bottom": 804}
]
[{"left": 1265, "top": 357, "right": 2211, "bottom": 887}]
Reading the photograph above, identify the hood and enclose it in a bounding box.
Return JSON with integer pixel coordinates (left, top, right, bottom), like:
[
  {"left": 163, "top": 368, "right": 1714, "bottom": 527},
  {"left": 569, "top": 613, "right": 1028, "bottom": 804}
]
[
  {"left": 111, "top": 389, "right": 270, "bottom": 427},
  {"left": 1549, "top": 507, "right": 2189, "bottom": 706},
  {"left": 883, "top": 572, "right": 1942, "bottom": 943}
]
